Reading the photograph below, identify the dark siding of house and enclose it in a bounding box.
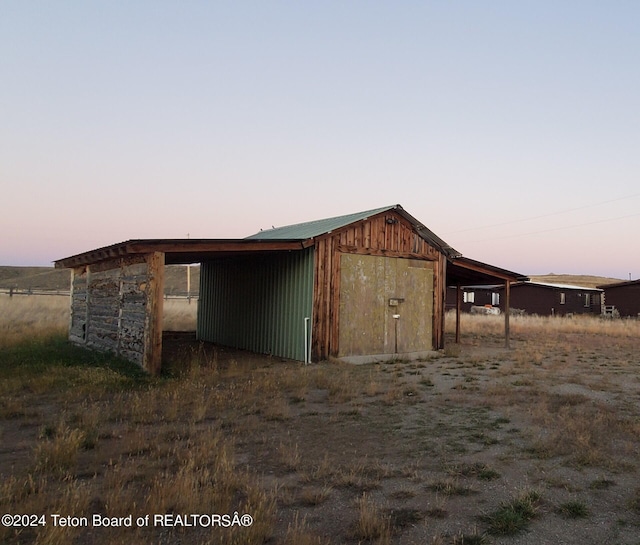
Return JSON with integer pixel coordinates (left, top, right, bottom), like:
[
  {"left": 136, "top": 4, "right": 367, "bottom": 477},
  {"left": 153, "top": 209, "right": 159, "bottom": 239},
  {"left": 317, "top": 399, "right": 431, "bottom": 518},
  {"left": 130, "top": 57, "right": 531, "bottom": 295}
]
[
  {"left": 602, "top": 282, "right": 640, "bottom": 317},
  {"left": 508, "top": 285, "right": 601, "bottom": 316},
  {"left": 509, "top": 285, "right": 561, "bottom": 315}
]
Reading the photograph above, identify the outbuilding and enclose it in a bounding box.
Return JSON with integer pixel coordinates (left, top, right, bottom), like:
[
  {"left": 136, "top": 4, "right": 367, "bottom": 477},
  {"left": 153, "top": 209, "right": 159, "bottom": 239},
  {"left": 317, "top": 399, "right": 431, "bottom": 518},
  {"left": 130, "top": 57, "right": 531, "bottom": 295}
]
[{"left": 55, "top": 205, "right": 526, "bottom": 373}]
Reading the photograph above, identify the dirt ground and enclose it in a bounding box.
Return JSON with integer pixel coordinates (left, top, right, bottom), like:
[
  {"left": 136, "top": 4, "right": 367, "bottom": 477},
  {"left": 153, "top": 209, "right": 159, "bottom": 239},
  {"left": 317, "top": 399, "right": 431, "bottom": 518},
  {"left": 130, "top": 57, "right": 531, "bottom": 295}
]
[{"left": 1, "top": 324, "right": 640, "bottom": 545}]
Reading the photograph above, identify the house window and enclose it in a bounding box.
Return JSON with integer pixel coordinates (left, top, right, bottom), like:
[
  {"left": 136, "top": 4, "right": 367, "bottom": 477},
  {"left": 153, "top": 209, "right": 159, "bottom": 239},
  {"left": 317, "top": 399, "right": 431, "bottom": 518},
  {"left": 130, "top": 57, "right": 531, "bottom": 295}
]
[
  {"left": 463, "top": 291, "right": 475, "bottom": 303},
  {"left": 492, "top": 293, "right": 500, "bottom": 306},
  {"left": 560, "top": 292, "right": 566, "bottom": 305},
  {"left": 584, "top": 293, "right": 591, "bottom": 307}
]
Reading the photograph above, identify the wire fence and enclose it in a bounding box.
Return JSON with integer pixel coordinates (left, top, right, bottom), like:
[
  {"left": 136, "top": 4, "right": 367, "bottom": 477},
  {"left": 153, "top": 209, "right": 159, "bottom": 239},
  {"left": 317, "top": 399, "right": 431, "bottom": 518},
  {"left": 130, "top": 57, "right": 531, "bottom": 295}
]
[
  {"left": 0, "top": 288, "right": 70, "bottom": 297},
  {"left": 0, "top": 288, "right": 198, "bottom": 301}
]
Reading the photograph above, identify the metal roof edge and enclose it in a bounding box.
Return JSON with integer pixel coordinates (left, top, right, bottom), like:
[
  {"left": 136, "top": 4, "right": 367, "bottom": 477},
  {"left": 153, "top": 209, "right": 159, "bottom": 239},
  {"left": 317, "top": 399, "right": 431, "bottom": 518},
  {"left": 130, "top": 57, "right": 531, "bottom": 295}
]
[
  {"left": 514, "top": 280, "right": 603, "bottom": 291},
  {"left": 244, "top": 205, "right": 398, "bottom": 241}
]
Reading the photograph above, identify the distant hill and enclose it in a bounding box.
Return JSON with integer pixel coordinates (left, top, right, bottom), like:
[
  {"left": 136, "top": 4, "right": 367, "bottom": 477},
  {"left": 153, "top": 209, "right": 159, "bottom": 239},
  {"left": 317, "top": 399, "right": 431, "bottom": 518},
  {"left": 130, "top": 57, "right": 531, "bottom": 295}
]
[
  {"left": 0, "top": 266, "right": 71, "bottom": 291},
  {"left": 529, "top": 274, "right": 624, "bottom": 289},
  {"left": 0, "top": 265, "right": 200, "bottom": 294}
]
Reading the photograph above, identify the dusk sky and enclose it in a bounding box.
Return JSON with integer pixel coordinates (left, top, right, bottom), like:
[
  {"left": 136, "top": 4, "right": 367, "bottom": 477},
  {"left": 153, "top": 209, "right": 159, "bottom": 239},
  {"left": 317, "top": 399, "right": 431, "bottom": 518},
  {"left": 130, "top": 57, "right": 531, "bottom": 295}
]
[{"left": 2, "top": 2, "right": 638, "bottom": 279}]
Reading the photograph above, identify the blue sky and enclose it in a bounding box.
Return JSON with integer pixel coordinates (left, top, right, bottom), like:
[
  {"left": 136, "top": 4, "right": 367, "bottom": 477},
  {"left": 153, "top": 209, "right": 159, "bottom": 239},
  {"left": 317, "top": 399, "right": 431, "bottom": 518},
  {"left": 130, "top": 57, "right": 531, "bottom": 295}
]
[{"left": 1, "top": 1, "right": 638, "bottom": 278}]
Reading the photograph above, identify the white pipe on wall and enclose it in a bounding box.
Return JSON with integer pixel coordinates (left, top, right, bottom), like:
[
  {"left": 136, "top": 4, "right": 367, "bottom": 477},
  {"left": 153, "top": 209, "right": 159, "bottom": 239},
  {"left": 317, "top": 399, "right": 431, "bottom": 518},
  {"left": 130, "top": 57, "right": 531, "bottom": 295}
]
[{"left": 304, "top": 317, "right": 311, "bottom": 365}]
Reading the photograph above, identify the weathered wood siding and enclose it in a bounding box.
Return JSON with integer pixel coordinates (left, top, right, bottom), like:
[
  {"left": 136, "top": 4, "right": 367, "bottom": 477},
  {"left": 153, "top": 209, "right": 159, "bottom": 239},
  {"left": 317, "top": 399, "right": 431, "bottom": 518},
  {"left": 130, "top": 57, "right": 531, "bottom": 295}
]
[
  {"left": 312, "top": 211, "right": 446, "bottom": 360},
  {"left": 70, "top": 267, "right": 88, "bottom": 343},
  {"left": 69, "top": 253, "right": 164, "bottom": 373}
]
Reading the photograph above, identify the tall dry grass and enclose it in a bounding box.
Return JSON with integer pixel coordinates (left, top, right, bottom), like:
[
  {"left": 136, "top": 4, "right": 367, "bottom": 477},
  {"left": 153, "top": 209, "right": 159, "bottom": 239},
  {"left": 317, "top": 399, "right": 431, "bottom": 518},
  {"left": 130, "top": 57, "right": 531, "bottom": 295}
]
[
  {"left": 0, "top": 295, "right": 68, "bottom": 347},
  {"left": 162, "top": 298, "right": 198, "bottom": 331},
  {"left": 445, "top": 310, "right": 640, "bottom": 338},
  {"left": 0, "top": 295, "right": 197, "bottom": 348}
]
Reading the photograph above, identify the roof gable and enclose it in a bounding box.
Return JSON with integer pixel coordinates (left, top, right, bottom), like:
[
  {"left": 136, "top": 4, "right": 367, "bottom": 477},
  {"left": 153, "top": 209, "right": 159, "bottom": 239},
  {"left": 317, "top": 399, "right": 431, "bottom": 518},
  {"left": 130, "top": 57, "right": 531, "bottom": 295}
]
[{"left": 246, "top": 204, "right": 460, "bottom": 257}]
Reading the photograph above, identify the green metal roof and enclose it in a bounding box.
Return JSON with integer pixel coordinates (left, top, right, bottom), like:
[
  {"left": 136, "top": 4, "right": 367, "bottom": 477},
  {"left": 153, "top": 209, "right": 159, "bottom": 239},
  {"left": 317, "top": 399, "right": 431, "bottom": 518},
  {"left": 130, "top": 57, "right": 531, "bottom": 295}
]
[
  {"left": 246, "top": 204, "right": 460, "bottom": 257},
  {"left": 246, "top": 205, "right": 396, "bottom": 241}
]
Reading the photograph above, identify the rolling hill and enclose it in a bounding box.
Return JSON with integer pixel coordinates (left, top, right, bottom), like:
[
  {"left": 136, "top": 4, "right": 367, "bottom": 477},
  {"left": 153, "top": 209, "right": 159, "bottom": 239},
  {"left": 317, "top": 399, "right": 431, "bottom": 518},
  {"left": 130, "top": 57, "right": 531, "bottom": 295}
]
[{"left": 528, "top": 274, "right": 624, "bottom": 289}]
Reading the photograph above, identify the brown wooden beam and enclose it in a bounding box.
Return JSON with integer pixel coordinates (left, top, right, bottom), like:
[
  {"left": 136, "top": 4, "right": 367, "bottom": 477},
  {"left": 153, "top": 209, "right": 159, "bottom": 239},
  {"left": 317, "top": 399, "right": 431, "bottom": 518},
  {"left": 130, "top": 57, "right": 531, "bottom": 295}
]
[
  {"left": 143, "top": 252, "right": 164, "bottom": 375},
  {"left": 505, "top": 280, "right": 511, "bottom": 349},
  {"left": 450, "top": 260, "right": 518, "bottom": 282},
  {"left": 129, "top": 240, "right": 304, "bottom": 255}
]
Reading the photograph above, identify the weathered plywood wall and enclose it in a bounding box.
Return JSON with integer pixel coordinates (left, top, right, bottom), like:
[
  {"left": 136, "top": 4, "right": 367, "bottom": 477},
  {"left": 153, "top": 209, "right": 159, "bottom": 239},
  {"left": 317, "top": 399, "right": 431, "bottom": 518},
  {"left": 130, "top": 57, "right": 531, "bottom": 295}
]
[
  {"left": 338, "top": 255, "right": 434, "bottom": 357},
  {"left": 312, "top": 211, "right": 445, "bottom": 360},
  {"left": 69, "top": 252, "right": 164, "bottom": 374}
]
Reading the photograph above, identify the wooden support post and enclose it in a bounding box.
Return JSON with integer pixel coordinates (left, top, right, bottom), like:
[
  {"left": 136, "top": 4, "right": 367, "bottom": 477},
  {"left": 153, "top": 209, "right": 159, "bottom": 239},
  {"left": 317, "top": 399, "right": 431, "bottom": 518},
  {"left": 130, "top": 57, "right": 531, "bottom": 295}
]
[
  {"left": 143, "top": 252, "right": 165, "bottom": 375},
  {"left": 455, "top": 284, "right": 462, "bottom": 344},
  {"left": 68, "top": 268, "right": 75, "bottom": 341},
  {"left": 505, "top": 280, "right": 511, "bottom": 349},
  {"left": 435, "top": 256, "right": 447, "bottom": 350},
  {"left": 187, "top": 263, "right": 191, "bottom": 304}
]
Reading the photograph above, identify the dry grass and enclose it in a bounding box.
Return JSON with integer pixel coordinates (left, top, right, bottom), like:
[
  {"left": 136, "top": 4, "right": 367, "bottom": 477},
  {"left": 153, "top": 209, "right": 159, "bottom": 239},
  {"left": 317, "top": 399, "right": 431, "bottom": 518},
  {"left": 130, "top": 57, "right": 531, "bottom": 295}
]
[
  {"left": 2, "top": 302, "right": 640, "bottom": 544},
  {"left": 0, "top": 295, "right": 196, "bottom": 346},
  {"left": 481, "top": 489, "right": 542, "bottom": 536},
  {"left": 351, "top": 493, "right": 391, "bottom": 543},
  {"left": 282, "top": 513, "right": 330, "bottom": 545},
  {"left": 0, "top": 295, "right": 68, "bottom": 346},
  {"left": 33, "top": 422, "right": 86, "bottom": 475},
  {"left": 445, "top": 309, "right": 640, "bottom": 338},
  {"left": 162, "top": 298, "right": 198, "bottom": 331}
]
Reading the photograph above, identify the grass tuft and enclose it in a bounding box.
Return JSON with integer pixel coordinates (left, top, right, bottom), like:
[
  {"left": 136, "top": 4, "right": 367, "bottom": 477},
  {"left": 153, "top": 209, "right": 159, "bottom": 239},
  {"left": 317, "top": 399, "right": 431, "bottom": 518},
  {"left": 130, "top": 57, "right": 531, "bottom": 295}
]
[
  {"left": 558, "top": 499, "right": 589, "bottom": 518},
  {"left": 33, "top": 424, "right": 85, "bottom": 475},
  {"left": 427, "top": 479, "right": 476, "bottom": 496},
  {"left": 482, "top": 489, "right": 542, "bottom": 536},
  {"left": 352, "top": 493, "right": 391, "bottom": 543}
]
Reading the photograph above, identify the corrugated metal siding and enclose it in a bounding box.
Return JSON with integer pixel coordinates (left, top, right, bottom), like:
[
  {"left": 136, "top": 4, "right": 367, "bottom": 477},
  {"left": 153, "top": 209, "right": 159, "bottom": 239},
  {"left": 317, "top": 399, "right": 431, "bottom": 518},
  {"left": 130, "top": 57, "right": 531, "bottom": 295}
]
[{"left": 197, "top": 248, "right": 314, "bottom": 362}]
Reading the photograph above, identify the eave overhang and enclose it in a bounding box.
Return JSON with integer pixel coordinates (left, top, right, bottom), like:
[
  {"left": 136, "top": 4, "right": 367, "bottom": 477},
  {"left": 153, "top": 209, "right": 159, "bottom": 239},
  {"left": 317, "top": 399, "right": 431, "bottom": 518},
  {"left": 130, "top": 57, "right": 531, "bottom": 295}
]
[
  {"left": 55, "top": 238, "right": 312, "bottom": 269},
  {"left": 447, "top": 256, "right": 529, "bottom": 286}
]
